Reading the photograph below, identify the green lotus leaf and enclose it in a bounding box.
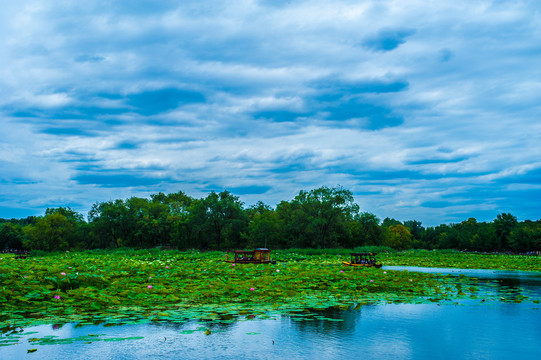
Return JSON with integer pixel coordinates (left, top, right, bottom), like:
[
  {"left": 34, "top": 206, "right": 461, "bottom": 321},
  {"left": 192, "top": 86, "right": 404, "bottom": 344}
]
[{"left": 1, "top": 249, "right": 539, "bottom": 328}]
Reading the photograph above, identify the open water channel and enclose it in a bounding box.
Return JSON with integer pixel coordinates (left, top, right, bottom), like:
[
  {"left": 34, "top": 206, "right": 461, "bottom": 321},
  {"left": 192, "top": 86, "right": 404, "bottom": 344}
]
[{"left": 2, "top": 266, "right": 540, "bottom": 360}]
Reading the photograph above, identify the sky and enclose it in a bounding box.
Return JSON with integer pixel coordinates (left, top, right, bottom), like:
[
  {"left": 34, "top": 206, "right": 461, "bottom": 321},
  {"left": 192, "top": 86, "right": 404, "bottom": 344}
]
[{"left": 1, "top": 0, "right": 540, "bottom": 226}]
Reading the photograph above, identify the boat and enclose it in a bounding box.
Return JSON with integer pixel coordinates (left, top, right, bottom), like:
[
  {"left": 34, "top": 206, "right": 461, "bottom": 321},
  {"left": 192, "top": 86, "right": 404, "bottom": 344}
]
[
  {"left": 343, "top": 252, "right": 382, "bottom": 268},
  {"left": 225, "top": 248, "right": 276, "bottom": 264}
]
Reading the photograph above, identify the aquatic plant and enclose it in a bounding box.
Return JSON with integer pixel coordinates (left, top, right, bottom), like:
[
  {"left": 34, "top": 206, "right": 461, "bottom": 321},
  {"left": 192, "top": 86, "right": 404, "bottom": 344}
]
[{"left": 0, "top": 249, "right": 538, "bottom": 328}]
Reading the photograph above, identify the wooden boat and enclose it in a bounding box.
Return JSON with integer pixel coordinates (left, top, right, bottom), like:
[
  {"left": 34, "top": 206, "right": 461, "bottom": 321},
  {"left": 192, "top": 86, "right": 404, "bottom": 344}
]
[
  {"left": 225, "top": 248, "right": 276, "bottom": 264},
  {"left": 2, "top": 249, "right": 30, "bottom": 259},
  {"left": 343, "top": 252, "right": 382, "bottom": 268}
]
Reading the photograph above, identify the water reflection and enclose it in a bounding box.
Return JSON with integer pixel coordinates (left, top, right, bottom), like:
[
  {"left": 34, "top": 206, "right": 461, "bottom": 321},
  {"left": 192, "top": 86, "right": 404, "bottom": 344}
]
[
  {"left": 2, "top": 302, "right": 540, "bottom": 360},
  {"left": 289, "top": 307, "right": 357, "bottom": 334},
  {"left": 384, "top": 265, "right": 541, "bottom": 300}
]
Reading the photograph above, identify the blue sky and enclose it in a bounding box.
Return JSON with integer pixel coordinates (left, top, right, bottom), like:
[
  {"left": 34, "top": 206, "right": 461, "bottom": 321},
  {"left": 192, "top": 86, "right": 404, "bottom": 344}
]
[{"left": 1, "top": 0, "right": 540, "bottom": 226}]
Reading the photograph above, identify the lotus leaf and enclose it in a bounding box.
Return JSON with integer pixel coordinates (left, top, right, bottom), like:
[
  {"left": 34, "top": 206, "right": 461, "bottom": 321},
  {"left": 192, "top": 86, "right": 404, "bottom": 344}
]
[{"left": 0, "top": 249, "right": 538, "bottom": 328}]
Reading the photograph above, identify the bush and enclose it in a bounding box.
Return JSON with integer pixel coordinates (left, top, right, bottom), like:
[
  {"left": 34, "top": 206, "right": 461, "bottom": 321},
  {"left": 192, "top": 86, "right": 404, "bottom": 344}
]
[{"left": 352, "top": 245, "right": 397, "bottom": 253}]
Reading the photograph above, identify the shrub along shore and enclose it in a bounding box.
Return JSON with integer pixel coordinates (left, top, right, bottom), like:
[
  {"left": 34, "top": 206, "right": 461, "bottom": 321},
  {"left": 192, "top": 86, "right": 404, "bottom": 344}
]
[{"left": 1, "top": 249, "right": 539, "bottom": 328}]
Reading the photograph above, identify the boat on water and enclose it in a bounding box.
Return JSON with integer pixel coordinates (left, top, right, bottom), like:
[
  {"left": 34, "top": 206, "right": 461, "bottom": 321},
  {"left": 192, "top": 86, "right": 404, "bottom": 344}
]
[
  {"left": 343, "top": 252, "right": 382, "bottom": 268},
  {"left": 225, "top": 248, "right": 276, "bottom": 264}
]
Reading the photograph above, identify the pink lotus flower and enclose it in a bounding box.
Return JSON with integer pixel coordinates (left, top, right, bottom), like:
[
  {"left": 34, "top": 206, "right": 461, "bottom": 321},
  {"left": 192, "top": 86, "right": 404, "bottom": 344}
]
[
  {"left": 232, "top": 263, "right": 235, "bottom": 267},
  {"left": 249, "top": 288, "right": 255, "bottom": 291},
  {"left": 147, "top": 285, "right": 153, "bottom": 289},
  {"left": 383, "top": 271, "right": 387, "bottom": 274},
  {"left": 276, "top": 269, "right": 280, "bottom": 273},
  {"left": 61, "top": 272, "right": 66, "bottom": 276},
  {"left": 165, "top": 266, "right": 169, "bottom": 269},
  {"left": 340, "top": 270, "right": 344, "bottom": 273},
  {"left": 370, "top": 280, "right": 374, "bottom": 283},
  {"left": 54, "top": 295, "right": 61, "bottom": 300}
]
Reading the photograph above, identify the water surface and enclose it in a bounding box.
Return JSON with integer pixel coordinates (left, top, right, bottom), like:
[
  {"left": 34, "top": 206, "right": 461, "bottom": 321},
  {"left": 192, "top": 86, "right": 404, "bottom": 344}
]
[{"left": 2, "top": 267, "right": 540, "bottom": 360}]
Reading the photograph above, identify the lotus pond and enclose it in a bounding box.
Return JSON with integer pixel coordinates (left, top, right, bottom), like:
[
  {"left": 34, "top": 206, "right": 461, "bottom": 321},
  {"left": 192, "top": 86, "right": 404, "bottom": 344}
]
[
  {"left": 1, "top": 249, "right": 540, "bottom": 327},
  {"left": 1, "top": 250, "right": 540, "bottom": 358}
]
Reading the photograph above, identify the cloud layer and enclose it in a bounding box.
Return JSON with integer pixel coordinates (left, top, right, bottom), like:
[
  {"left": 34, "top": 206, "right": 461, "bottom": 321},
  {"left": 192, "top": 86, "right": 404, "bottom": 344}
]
[{"left": 1, "top": 0, "right": 540, "bottom": 225}]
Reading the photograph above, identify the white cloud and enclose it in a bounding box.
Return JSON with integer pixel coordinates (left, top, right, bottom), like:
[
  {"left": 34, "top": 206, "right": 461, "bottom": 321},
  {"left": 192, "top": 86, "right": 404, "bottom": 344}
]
[{"left": 0, "top": 0, "right": 540, "bottom": 224}]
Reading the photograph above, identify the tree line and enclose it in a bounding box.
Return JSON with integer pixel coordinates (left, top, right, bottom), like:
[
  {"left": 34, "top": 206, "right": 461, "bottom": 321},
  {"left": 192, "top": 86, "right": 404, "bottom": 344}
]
[{"left": 1, "top": 186, "right": 540, "bottom": 253}]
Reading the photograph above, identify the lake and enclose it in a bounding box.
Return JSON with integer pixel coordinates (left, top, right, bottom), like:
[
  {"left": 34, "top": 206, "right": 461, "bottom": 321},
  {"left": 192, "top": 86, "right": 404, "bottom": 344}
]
[{"left": 2, "top": 267, "right": 540, "bottom": 360}]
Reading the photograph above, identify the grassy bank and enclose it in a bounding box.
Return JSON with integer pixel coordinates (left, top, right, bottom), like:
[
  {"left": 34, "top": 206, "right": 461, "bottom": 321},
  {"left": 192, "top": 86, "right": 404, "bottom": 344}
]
[
  {"left": 0, "top": 249, "right": 539, "bottom": 327},
  {"left": 273, "top": 248, "right": 541, "bottom": 271},
  {"left": 380, "top": 249, "right": 541, "bottom": 271}
]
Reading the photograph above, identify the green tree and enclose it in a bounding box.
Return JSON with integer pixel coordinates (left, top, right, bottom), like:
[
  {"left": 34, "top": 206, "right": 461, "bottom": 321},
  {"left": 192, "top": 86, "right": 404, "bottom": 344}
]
[
  {"left": 509, "top": 221, "right": 541, "bottom": 252},
  {"left": 494, "top": 213, "right": 518, "bottom": 250},
  {"left": 188, "top": 191, "right": 247, "bottom": 249},
  {"left": 88, "top": 200, "right": 133, "bottom": 248},
  {"left": 23, "top": 208, "right": 83, "bottom": 251},
  {"left": 47, "top": 207, "right": 88, "bottom": 249},
  {"left": 275, "top": 200, "right": 304, "bottom": 248},
  {"left": 151, "top": 191, "right": 194, "bottom": 250},
  {"left": 126, "top": 197, "right": 171, "bottom": 248},
  {"left": 45, "top": 207, "right": 84, "bottom": 223},
  {"left": 243, "top": 202, "right": 284, "bottom": 249},
  {"left": 350, "top": 212, "right": 383, "bottom": 247},
  {"left": 422, "top": 224, "right": 450, "bottom": 249},
  {"left": 384, "top": 224, "right": 413, "bottom": 250},
  {"left": 382, "top": 217, "right": 402, "bottom": 228},
  {"left": 468, "top": 222, "right": 496, "bottom": 251},
  {"left": 457, "top": 218, "right": 479, "bottom": 249},
  {"left": 279, "top": 186, "right": 359, "bottom": 248},
  {"left": 404, "top": 220, "right": 424, "bottom": 239},
  {"left": 0, "top": 223, "right": 25, "bottom": 250}
]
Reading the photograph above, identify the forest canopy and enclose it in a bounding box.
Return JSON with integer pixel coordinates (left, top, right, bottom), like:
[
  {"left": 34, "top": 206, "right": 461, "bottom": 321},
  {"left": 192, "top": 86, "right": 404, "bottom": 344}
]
[{"left": 1, "top": 187, "right": 540, "bottom": 252}]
